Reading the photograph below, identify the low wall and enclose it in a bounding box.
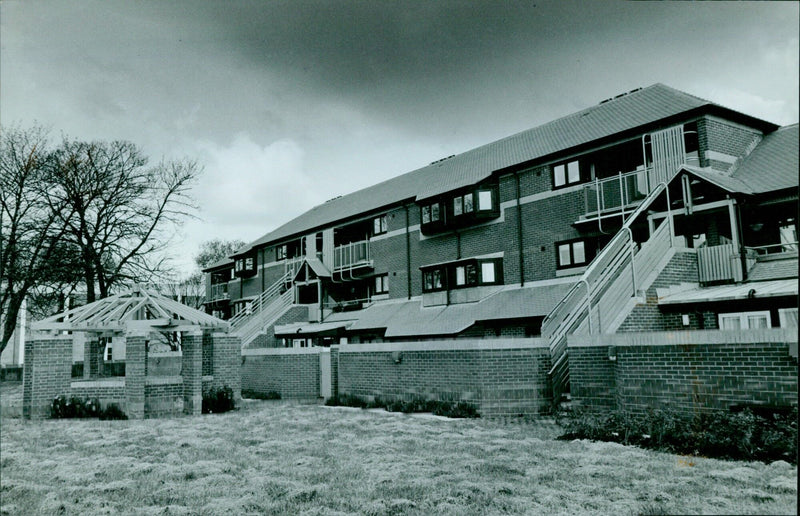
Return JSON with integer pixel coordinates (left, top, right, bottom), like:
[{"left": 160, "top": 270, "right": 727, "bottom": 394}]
[
  {"left": 569, "top": 329, "right": 798, "bottom": 414},
  {"left": 338, "top": 339, "right": 552, "bottom": 417},
  {"left": 70, "top": 379, "right": 126, "bottom": 407},
  {"left": 145, "top": 376, "right": 184, "bottom": 417},
  {"left": 241, "top": 347, "right": 321, "bottom": 399}
]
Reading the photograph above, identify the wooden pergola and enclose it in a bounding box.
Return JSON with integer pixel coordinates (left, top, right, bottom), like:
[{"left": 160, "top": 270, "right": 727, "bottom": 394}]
[
  {"left": 32, "top": 284, "right": 229, "bottom": 334},
  {"left": 25, "top": 285, "right": 239, "bottom": 419}
]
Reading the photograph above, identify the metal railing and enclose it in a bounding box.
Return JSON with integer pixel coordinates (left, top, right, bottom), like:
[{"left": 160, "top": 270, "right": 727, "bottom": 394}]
[
  {"left": 229, "top": 271, "right": 292, "bottom": 329},
  {"left": 584, "top": 168, "right": 650, "bottom": 217},
  {"left": 333, "top": 240, "right": 371, "bottom": 270},
  {"left": 542, "top": 182, "right": 674, "bottom": 398},
  {"left": 210, "top": 283, "right": 229, "bottom": 301}
]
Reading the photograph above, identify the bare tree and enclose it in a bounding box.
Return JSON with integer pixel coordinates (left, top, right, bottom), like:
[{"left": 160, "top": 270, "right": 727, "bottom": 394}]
[
  {"left": 0, "top": 126, "right": 75, "bottom": 354},
  {"left": 48, "top": 140, "right": 199, "bottom": 302}
]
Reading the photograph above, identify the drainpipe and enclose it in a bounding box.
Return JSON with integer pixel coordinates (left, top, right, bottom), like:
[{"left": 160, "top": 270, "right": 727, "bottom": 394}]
[
  {"left": 514, "top": 171, "right": 525, "bottom": 286},
  {"left": 405, "top": 204, "right": 411, "bottom": 300}
]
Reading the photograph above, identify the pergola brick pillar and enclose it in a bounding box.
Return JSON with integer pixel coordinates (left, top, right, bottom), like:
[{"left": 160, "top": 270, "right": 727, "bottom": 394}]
[
  {"left": 212, "top": 333, "right": 242, "bottom": 402},
  {"left": 22, "top": 335, "right": 73, "bottom": 419},
  {"left": 182, "top": 330, "right": 204, "bottom": 415},
  {"left": 125, "top": 332, "right": 147, "bottom": 419},
  {"left": 84, "top": 334, "right": 102, "bottom": 379}
]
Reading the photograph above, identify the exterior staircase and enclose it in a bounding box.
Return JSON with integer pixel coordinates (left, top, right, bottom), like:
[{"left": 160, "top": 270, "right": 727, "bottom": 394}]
[
  {"left": 229, "top": 272, "right": 294, "bottom": 348},
  {"left": 542, "top": 181, "right": 678, "bottom": 400}
]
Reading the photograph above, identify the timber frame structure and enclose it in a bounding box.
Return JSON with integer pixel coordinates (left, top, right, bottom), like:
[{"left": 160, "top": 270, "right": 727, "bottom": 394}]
[{"left": 24, "top": 285, "right": 240, "bottom": 419}]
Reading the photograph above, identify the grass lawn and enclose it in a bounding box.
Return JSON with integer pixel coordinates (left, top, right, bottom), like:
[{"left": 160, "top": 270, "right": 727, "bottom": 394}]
[{"left": 0, "top": 394, "right": 796, "bottom": 515}]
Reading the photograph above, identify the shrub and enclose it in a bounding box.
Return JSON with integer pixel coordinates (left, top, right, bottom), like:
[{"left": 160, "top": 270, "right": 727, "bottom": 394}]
[
  {"left": 241, "top": 389, "right": 281, "bottom": 400},
  {"left": 98, "top": 403, "right": 128, "bottom": 420},
  {"left": 559, "top": 407, "right": 797, "bottom": 464},
  {"left": 51, "top": 395, "right": 101, "bottom": 419},
  {"left": 325, "top": 394, "right": 368, "bottom": 408},
  {"left": 202, "top": 385, "right": 235, "bottom": 414}
]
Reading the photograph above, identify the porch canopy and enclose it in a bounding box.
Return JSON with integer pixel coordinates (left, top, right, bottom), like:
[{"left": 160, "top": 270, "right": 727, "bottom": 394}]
[{"left": 31, "top": 284, "right": 230, "bottom": 334}]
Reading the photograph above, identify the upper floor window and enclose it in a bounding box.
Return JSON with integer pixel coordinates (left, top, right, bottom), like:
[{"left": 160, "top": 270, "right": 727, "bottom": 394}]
[
  {"left": 778, "top": 308, "right": 798, "bottom": 329},
  {"left": 477, "top": 189, "right": 494, "bottom": 211},
  {"left": 453, "top": 193, "right": 474, "bottom": 217},
  {"left": 373, "top": 215, "right": 388, "bottom": 235},
  {"left": 553, "top": 160, "right": 581, "bottom": 188},
  {"left": 277, "top": 245, "right": 287, "bottom": 261},
  {"left": 234, "top": 253, "right": 257, "bottom": 278},
  {"left": 374, "top": 274, "right": 389, "bottom": 294},
  {"left": 421, "top": 202, "right": 442, "bottom": 225},
  {"left": 422, "top": 258, "right": 503, "bottom": 292}
]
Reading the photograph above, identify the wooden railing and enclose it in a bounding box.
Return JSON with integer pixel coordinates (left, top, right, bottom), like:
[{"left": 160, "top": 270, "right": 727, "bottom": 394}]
[{"left": 697, "top": 244, "right": 739, "bottom": 284}]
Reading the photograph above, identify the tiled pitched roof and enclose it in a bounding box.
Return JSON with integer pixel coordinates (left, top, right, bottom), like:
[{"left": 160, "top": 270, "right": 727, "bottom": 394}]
[
  {"left": 320, "top": 282, "right": 575, "bottom": 337},
  {"left": 747, "top": 255, "right": 799, "bottom": 282},
  {"left": 239, "top": 84, "right": 771, "bottom": 254},
  {"left": 732, "top": 124, "right": 799, "bottom": 194}
]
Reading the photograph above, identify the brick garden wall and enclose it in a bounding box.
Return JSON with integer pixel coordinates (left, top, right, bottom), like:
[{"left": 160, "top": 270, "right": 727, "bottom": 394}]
[
  {"left": 241, "top": 347, "right": 321, "bottom": 399},
  {"left": 569, "top": 329, "right": 798, "bottom": 414},
  {"left": 337, "top": 339, "right": 552, "bottom": 416},
  {"left": 23, "top": 337, "right": 73, "bottom": 419}
]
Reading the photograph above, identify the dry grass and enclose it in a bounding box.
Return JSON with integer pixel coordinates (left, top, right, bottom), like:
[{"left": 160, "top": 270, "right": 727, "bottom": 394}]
[{"left": 0, "top": 392, "right": 796, "bottom": 515}]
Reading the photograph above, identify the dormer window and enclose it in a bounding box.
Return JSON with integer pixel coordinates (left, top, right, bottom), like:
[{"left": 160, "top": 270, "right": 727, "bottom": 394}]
[
  {"left": 234, "top": 253, "right": 257, "bottom": 278},
  {"left": 421, "top": 202, "right": 442, "bottom": 224},
  {"left": 453, "top": 193, "right": 474, "bottom": 217}
]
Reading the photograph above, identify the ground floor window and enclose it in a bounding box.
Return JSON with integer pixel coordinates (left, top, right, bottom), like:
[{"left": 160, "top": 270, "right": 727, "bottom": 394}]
[
  {"left": 718, "top": 310, "right": 771, "bottom": 330},
  {"left": 374, "top": 274, "right": 389, "bottom": 294}
]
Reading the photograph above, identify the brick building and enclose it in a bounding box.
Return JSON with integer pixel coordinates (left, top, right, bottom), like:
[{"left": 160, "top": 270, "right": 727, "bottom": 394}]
[{"left": 204, "top": 84, "right": 797, "bottom": 399}]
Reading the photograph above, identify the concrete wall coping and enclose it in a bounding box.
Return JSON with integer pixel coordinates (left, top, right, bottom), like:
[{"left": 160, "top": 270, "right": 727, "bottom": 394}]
[
  {"left": 242, "top": 347, "right": 321, "bottom": 357},
  {"left": 339, "top": 338, "right": 549, "bottom": 354},
  {"left": 145, "top": 376, "right": 183, "bottom": 386},
  {"left": 30, "top": 334, "right": 74, "bottom": 342},
  {"left": 71, "top": 379, "right": 125, "bottom": 389},
  {"left": 149, "top": 351, "right": 182, "bottom": 358},
  {"left": 568, "top": 328, "right": 798, "bottom": 348}
]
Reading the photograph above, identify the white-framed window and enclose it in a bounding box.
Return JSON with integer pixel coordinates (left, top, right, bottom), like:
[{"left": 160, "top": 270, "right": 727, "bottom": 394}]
[
  {"left": 718, "top": 311, "right": 772, "bottom": 330},
  {"left": 373, "top": 215, "right": 388, "bottom": 235},
  {"left": 374, "top": 274, "right": 389, "bottom": 294},
  {"left": 481, "top": 261, "right": 496, "bottom": 283},
  {"left": 277, "top": 245, "right": 287, "bottom": 260},
  {"left": 554, "top": 160, "right": 581, "bottom": 188},
  {"left": 556, "top": 239, "right": 589, "bottom": 268},
  {"left": 778, "top": 308, "right": 798, "bottom": 329},
  {"left": 245, "top": 257, "right": 254, "bottom": 270},
  {"left": 477, "top": 190, "right": 493, "bottom": 211}
]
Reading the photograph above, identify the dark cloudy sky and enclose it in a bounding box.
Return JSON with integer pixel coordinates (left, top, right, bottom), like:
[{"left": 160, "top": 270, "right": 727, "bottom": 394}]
[{"left": 2, "top": 1, "right": 798, "bottom": 275}]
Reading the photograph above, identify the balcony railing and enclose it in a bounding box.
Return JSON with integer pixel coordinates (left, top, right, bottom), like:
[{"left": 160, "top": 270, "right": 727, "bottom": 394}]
[
  {"left": 210, "top": 283, "right": 229, "bottom": 301},
  {"left": 333, "top": 240, "right": 371, "bottom": 271},
  {"left": 584, "top": 168, "right": 650, "bottom": 218}
]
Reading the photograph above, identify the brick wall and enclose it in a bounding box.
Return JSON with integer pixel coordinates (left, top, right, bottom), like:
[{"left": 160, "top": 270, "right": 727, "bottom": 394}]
[
  {"left": 148, "top": 352, "right": 182, "bottom": 376},
  {"left": 145, "top": 377, "right": 184, "bottom": 418},
  {"left": 569, "top": 329, "right": 798, "bottom": 414},
  {"left": 337, "top": 339, "right": 552, "bottom": 416},
  {"left": 23, "top": 337, "right": 73, "bottom": 419},
  {"left": 617, "top": 249, "right": 700, "bottom": 332},
  {"left": 697, "top": 116, "right": 762, "bottom": 171},
  {"left": 211, "top": 333, "right": 241, "bottom": 401},
  {"left": 125, "top": 333, "right": 146, "bottom": 418},
  {"left": 241, "top": 347, "right": 321, "bottom": 399},
  {"left": 182, "top": 332, "right": 204, "bottom": 415},
  {"left": 249, "top": 305, "right": 309, "bottom": 348}
]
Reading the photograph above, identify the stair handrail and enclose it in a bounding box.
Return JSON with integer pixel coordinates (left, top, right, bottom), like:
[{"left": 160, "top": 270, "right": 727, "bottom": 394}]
[
  {"left": 229, "top": 271, "right": 292, "bottom": 329},
  {"left": 235, "top": 289, "right": 294, "bottom": 346},
  {"left": 542, "top": 181, "right": 674, "bottom": 369}
]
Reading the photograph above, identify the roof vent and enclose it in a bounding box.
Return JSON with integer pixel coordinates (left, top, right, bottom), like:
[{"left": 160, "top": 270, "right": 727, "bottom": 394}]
[
  {"left": 599, "top": 87, "right": 643, "bottom": 105},
  {"left": 430, "top": 155, "right": 455, "bottom": 165},
  {"left": 325, "top": 195, "right": 342, "bottom": 203}
]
